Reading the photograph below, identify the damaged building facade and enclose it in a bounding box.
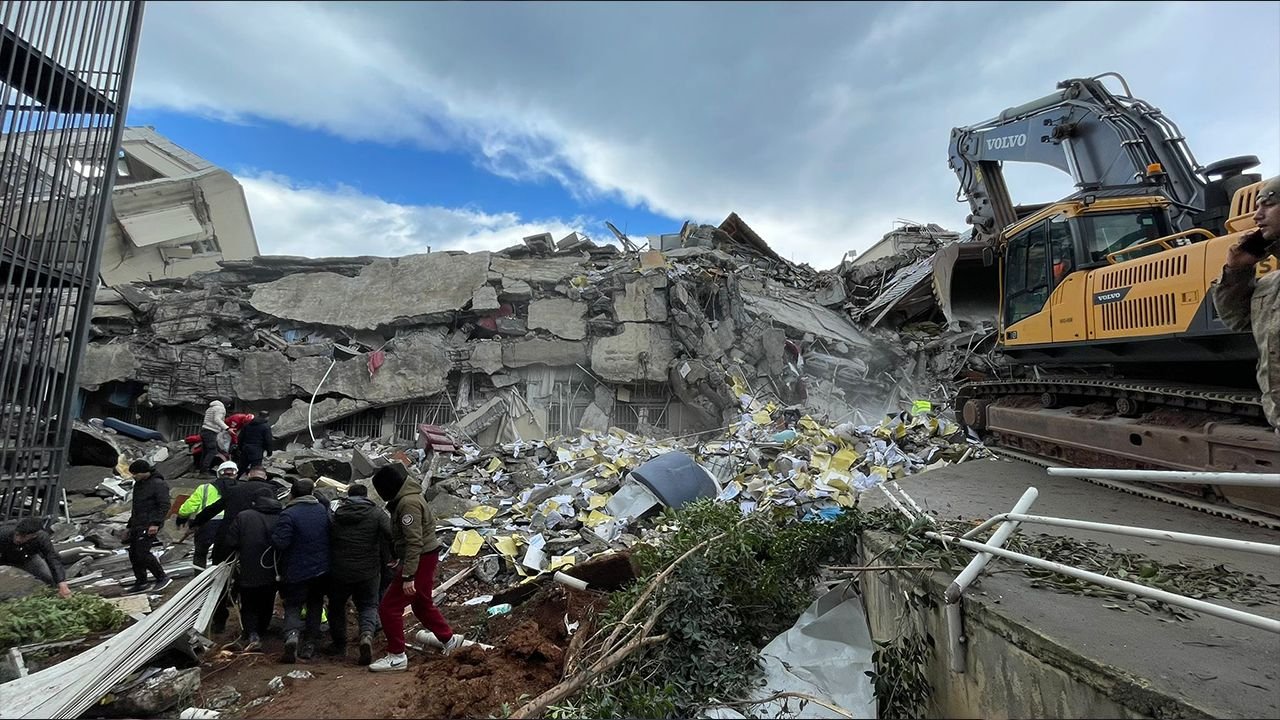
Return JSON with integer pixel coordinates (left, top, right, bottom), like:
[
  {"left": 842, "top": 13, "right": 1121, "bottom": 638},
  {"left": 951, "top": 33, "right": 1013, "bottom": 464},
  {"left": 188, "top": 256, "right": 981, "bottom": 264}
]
[{"left": 75, "top": 216, "right": 945, "bottom": 449}]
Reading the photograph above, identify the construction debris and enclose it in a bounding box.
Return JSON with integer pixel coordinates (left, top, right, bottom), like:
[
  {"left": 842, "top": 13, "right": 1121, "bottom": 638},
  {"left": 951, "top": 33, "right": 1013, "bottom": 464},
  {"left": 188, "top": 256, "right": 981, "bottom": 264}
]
[{"left": 4, "top": 216, "right": 1013, "bottom": 719}]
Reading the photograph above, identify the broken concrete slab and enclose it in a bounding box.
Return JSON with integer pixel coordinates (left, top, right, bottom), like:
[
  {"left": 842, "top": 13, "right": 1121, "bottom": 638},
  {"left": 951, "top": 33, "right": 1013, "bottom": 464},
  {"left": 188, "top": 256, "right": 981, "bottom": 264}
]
[
  {"left": 489, "top": 256, "right": 586, "bottom": 286},
  {"left": 471, "top": 285, "right": 502, "bottom": 313},
  {"left": 234, "top": 351, "right": 293, "bottom": 401},
  {"left": 741, "top": 290, "right": 872, "bottom": 349},
  {"left": 498, "top": 279, "right": 533, "bottom": 302},
  {"left": 101, "top": 667, "right": 202, "bottom": 717},
  {"left": 79, "top": 343, "right": 138, "bottom": 388},
  {"left": 292, "top": 332, "right": 449, "bottom": 404},
  {"left": 0, "top": 566, "right": 47, "bottom": 601},
  {"left": 528, "top": 298, "right": 588, "bottom": 340},
  {"left": 248, "top": 252, "right": 491, "bottom": 330},
  {"left": 501, "top": 338, "right": 588, "bottom": 369},
  {"left": 462, "top": 341, "right": 504, "bottom": 375},
  {"left": 591, "top": 323, "right": 675, "bottom": 382},
  {"left": 274, "top": 397, "right": 374, "bottom": 437},
  {"left": 614, "top": 275, "right": 669, "bottom": 323}
]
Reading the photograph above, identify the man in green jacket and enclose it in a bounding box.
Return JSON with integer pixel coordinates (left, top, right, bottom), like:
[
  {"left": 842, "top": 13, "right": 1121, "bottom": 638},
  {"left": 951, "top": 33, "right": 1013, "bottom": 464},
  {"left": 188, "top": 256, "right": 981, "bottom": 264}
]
[{"left": 368, "top": 466, "right": 463, "bottom": 672}]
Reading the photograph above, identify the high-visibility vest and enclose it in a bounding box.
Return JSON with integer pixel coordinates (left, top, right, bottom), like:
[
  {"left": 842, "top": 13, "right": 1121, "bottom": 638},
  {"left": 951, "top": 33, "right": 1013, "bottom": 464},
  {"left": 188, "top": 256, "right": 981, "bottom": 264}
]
[{"left": 178, "top": 483, "right": 224, "bottom": 520}]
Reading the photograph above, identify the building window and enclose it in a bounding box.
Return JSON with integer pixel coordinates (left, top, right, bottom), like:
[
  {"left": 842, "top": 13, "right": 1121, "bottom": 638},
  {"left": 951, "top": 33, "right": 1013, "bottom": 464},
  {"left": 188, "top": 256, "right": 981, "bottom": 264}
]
[
  {"left": 545, "top": 381, "right": 593, "bottom": 437},
  {"left": 611, "top": 383, "right": 671, "bottom": 433},
  {"left": 393, "top": 397, "right": 452, "bottom": 442},
  {"left": 171, "top": 409, "right": 204, "bottom": 440},
  {"left": 328, "top": 407, "right": 385, "bottom": 438}
]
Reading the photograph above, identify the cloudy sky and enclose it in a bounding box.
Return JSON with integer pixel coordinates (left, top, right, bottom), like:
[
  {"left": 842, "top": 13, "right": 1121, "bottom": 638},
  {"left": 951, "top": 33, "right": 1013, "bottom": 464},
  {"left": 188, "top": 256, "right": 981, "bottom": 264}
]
[{"left": 126, "top": 1, "right": 1279, "bottom": 268}]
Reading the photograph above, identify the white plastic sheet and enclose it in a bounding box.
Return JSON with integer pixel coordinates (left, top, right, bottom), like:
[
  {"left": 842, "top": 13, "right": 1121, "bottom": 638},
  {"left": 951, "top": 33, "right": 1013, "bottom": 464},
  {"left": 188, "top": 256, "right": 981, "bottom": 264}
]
[{"left": 706, "top": 584, "right": 876, "bottom": 719}]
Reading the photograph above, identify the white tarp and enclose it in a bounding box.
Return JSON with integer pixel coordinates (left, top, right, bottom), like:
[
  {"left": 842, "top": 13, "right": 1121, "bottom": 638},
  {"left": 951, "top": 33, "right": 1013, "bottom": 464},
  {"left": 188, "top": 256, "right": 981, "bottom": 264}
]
[{"left": 706, "top": 583, "right": 876, "bottom": 719}]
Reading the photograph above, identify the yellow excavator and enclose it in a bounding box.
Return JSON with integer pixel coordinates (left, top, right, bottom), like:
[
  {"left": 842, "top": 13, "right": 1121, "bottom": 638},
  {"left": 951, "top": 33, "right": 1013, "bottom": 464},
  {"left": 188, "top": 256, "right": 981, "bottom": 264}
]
[{"left": 946, "top": 72, "right": 1277, "bottom": 520}]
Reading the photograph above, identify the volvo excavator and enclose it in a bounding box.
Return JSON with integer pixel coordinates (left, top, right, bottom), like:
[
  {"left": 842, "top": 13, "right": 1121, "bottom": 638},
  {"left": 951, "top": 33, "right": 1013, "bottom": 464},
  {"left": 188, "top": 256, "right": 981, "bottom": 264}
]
[{"left": 944, "top": 72, "right": 1278, "bottom": 522}]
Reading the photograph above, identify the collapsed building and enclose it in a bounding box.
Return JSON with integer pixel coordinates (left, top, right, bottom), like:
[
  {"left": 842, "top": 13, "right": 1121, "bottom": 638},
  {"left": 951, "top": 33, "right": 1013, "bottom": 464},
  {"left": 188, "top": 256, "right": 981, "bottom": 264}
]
[{"left": 76, "top": 215, "right": 957, "bottom": 452}]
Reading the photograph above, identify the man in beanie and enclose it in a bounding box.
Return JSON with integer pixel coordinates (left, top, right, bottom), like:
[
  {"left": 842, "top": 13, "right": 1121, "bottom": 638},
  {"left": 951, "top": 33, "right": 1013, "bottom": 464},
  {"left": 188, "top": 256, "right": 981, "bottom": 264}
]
[
  {"left": 368, "top": 466, "right": 462, "bottom": 672},
  {"left": 125, "top": 460, "right": 171, "bottom": 593},
  {"left": 0, "top": 517, "right": 70, "bottom": 597},
  {"left": 271, "top": 479, "right": 330, "bottom": 663},
  {"left": 1213, "top": 176, "right": 1280, "bottom": 429}
]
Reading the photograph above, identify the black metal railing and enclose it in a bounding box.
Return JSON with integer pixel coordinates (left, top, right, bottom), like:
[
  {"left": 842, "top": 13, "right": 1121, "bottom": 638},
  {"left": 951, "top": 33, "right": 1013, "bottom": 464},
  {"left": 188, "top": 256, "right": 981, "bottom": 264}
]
[{"left": 1, "top": 0, "right": 144, "bottom": 519}]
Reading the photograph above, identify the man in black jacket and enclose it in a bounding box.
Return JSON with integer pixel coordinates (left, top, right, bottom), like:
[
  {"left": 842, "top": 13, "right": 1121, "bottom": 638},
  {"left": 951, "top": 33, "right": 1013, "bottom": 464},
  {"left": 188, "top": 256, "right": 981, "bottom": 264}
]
[
  {"left": 223, "top": 494, "right": 283, "bottom": 652},
  {"left": 237, "top": 412, "right": 274, "bottom": 472},
  {"left": 326, "top": 484, "right": 392, "bottom": 665},
  {"left": 125, "top": 460, "right": 171, "bottom": 593},
  {"left": 0, "top": 518, "right": 70, "bottom": 597},
  {"left": 194, "top": 467, "right": 278, "bottom": 633}
]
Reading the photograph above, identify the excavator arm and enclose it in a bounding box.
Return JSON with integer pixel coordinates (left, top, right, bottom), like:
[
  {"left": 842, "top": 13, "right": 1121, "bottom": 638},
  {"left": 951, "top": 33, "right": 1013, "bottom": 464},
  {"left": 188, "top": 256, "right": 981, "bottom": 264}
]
[{"left": 949, "top": 72, "right": 1259, "bottom": 245}]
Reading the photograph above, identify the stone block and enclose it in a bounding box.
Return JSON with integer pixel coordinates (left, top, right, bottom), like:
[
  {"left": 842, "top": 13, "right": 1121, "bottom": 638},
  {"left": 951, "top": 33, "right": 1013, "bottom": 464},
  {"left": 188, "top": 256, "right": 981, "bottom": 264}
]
[
  {"left": 471, "top": 285, "right": 501, "bottom": 312},
  {"left": 501, "top": 339, "right": 588, "bottom": 369},
  {"left": 78, "top": 343, "right": 138, "bottom": 388},
  {"left": 528, "top": 298, "right": 587, "bottom": 340},
  {"left": 498, "top": 279, "right": 533, "bottom": 302},
  {"left": 234, "top": 351, "right": 293, "bottom": 401},
  {"left": 0, "top": 566, "right": 47, "bottom": 601},
  {"left": 590, "top": 323, "right": 675, "bottom": 382},
  {"left": 614, "top": 275, "right": 669, "bottom": 323}
]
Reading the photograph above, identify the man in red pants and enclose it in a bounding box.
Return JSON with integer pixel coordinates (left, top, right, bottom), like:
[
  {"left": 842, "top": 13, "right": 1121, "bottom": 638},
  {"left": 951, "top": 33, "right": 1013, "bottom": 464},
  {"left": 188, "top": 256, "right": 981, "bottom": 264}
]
[{"left": 368, "top": 466, "right": 463, "bottom": 671}]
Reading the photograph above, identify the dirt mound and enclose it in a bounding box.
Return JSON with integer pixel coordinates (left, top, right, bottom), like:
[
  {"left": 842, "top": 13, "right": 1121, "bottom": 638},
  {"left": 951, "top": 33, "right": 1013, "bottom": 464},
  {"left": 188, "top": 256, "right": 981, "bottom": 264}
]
[{"left": 410, "top": 621, "right": 562, "bottom": 718}]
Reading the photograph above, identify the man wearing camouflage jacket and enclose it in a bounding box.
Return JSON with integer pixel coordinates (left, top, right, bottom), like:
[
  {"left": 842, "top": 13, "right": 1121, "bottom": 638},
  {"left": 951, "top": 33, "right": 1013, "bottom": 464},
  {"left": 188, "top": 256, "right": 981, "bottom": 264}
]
[{"left": 1212, "top": 176, "right": 1280, "bottom": 429}]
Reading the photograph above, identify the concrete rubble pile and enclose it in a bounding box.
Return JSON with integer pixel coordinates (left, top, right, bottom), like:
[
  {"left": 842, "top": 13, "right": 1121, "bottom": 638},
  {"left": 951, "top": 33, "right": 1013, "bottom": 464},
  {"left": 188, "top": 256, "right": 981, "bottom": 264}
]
[
  {"left": 2, "top": 215, "right": 1004, "bottom": 718},
  {"left": 76, "top": 215, "right": 925, "bottom": 452}
]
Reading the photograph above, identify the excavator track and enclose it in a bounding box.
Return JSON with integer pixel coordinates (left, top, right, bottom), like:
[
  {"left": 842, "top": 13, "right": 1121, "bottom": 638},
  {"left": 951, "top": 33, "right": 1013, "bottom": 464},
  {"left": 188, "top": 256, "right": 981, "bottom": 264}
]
[{"left": 955, "top": 377, "right": 1280, "bottom": 523}]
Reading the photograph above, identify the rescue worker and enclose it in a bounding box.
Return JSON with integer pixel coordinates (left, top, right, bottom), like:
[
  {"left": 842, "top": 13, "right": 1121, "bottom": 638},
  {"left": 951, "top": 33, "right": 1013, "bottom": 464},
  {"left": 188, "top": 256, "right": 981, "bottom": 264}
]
[
  {"left": 193, "top": 466, "right": 277, "bottom": 634},
  {"left": 1213, "top": 176, "right": 1280, "bottom": 429},
  {"left": 271, "top": 479, "right": 331, "bottom": 663},
  {"left": 199, "top": 398, "right": 230, "bottom": 474},
  {"left": 0, "top": 517, "right": 71, "bottom": 597},
  {"left": 223, "top": 493, "right": 283, "bottom": 653},
  {"left": 237, "top": 411, "right": 274, "bottom": 472},
  {"left": 369, "top": 466, "right": 463, "bottom": 672},
  {"left": 176, "top": 461, "right": 237, "bottom": 568},
  {"left": 326, "top": 483, "right": 392, "bottom": 665},
  {"left": 125, "top": 460, "right": 171, "bottom": 593}
]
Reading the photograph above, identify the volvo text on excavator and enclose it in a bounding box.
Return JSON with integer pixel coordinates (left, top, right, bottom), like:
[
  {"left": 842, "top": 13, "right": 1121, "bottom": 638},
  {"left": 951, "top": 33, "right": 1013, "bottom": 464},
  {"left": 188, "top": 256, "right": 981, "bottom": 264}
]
[{"left": 945, "top": 72, "right": 1278, "bottom": 521}]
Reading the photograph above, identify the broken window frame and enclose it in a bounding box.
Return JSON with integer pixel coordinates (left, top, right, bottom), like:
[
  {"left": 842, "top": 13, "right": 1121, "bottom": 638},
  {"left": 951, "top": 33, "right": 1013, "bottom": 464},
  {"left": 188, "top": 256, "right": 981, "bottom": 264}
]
[
  {"left": 611, "top": 382, "right": 672, "bottom": 433},
  {"left": 328, "top": 407, "right": 385, "bottom": 438},
  {"left": 394, "top": 397, "right": 452, "bottom": 443}
]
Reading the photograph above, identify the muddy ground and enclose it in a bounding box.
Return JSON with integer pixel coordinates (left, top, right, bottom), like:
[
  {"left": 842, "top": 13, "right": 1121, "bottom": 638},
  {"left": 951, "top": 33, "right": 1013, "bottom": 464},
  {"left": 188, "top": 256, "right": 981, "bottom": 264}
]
[{"left": 200, "top": 557, "right": 614, "bottom": 719}]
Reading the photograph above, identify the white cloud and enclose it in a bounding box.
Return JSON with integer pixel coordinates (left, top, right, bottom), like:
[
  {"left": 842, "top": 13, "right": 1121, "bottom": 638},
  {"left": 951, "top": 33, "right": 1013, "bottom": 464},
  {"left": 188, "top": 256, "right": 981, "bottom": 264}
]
[
  {"left": 239, "top": 172, "right": 585, "bottom": 257},
  {"left": 133, "top": 1, "right": 1280, "bottom": 267}
]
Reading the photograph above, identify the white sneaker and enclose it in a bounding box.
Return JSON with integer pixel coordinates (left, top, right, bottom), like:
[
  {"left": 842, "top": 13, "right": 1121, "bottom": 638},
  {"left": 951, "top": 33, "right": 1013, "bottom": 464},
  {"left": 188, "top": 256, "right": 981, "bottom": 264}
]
[
  {"left": 442, "top": 634, "right": 465, "bottom": 656},
  {"left": 368, "top": 653, "right": 408, "bottom": 672}
]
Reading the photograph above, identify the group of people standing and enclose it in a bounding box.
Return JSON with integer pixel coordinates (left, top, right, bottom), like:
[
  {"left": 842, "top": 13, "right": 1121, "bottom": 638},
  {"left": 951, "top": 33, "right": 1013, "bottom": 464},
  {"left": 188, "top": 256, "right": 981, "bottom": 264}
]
[{"left": 179, "top": 464, "right": 463, "bottom": 671}]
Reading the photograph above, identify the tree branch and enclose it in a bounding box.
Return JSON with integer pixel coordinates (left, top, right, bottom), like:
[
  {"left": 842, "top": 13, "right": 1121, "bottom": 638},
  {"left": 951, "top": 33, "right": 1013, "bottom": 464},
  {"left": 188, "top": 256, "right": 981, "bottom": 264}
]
[{"left": 708, "top": 691, "right": 859, "bottom": 719}]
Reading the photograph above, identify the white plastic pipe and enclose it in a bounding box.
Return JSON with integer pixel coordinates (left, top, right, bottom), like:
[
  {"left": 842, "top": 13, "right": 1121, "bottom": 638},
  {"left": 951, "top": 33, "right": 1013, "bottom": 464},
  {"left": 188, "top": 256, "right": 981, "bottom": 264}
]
[
  {"left": 967, "top": 512, "right": 1279, "bottom": 557},
  {"left": 945, "top": 487, "right": 1038, "bottom": 603},
  {"left": 554, "top": 571, "right": 589, "bottom": 592},
  {"left": 929, "top": 532, "right": 1280, "bottom": 634},
  {"left": 1047, "top": 467, "right": 1280, "bottom": 487},
  {"left": 307, "top": 358, "right": 337, "bottom": 444}
]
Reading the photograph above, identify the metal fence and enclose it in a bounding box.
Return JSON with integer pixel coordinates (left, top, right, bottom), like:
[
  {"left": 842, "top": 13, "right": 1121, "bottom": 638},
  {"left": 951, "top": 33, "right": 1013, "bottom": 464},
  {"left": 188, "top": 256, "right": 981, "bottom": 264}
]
[{"left": 1, "top": 1, "right": 144, "bottom": 518}]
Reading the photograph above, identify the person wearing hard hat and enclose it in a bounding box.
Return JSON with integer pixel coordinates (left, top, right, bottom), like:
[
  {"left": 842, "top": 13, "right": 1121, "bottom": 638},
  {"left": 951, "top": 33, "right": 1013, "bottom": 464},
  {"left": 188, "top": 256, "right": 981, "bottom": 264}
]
[
  {"left": 1215, "top": 176, "right": 1280, "bottom": 429},
  {"left": 176, "top": 461, "right": 237, "bottom": 568}
]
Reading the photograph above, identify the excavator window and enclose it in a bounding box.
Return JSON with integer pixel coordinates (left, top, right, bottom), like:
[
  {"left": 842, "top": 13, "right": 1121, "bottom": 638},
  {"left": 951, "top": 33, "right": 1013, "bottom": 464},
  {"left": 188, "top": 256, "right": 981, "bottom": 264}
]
[
  {"left": 1078, "top": 210, "right": 1166, "bottom": 264},
  {"left": 1004, "top": 221, "right": 1049, "bottom": 326}
]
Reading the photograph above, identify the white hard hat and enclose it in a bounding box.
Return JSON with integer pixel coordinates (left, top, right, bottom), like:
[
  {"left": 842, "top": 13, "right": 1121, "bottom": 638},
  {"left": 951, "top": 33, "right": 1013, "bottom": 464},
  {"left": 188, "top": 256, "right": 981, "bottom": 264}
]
[{"left": 217, "top": 461, "right": 239, "bottom": 474}]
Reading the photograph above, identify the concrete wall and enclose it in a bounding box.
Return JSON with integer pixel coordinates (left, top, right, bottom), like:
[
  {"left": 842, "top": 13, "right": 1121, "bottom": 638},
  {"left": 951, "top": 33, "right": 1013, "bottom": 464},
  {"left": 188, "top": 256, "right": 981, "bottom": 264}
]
[{"left": 858, "top": 532, "right": 1151, "bottom": 719}]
